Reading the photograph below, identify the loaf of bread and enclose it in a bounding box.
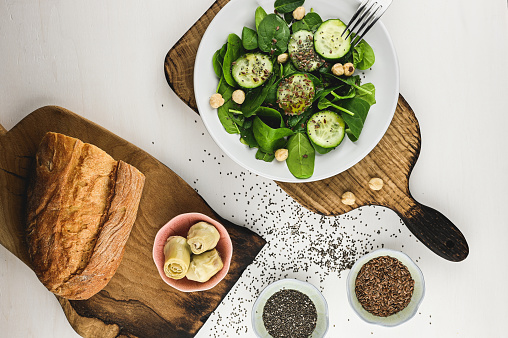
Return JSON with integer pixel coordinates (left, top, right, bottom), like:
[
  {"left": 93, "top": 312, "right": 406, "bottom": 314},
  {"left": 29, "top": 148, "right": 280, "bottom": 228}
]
[{"left": 26, "top": 132, "right": 145, "bottom": 300}]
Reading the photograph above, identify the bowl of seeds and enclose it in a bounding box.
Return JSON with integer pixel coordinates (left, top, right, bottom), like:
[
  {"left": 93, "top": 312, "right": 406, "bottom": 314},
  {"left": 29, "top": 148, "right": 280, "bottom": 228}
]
[
  {"left": 346, "top": 248, "right": 425, "bottom": 327},
  {"left": 252, "top": 279, "right": 329, "bottom": 338}
]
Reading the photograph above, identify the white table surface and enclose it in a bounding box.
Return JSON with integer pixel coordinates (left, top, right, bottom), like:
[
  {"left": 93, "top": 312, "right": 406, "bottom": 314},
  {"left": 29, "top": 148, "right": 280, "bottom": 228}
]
[{"left": 1, "top": 0, "right": 507, "bottom": 337}]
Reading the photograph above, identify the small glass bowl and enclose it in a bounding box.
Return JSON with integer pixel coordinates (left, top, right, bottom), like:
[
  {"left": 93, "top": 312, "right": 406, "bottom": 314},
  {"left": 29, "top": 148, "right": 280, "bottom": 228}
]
[
  {"left": 346, "top": 248, "right": 425, "bottom": 327},
  {"left": 251, "top": 279, "right": 329, "bottom": 338}
]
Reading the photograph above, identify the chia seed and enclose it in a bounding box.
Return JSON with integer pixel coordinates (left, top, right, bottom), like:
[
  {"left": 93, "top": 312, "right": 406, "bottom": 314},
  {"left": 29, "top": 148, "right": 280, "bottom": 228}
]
[{"left": 262, "top": 289, "right": 317, "bottom": 338}]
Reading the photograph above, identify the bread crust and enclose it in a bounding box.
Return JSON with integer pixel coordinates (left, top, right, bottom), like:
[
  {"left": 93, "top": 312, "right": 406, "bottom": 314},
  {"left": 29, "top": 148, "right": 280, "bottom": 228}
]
[{"left": 26, "top": 132, "right": 145, "bottom": 300}]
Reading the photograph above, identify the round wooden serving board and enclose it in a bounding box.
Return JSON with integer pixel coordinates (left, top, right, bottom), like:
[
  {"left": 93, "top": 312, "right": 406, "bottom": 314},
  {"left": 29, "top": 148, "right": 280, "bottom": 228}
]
[
  {"left": 163, "top": 0, "right": 468, "bottom": 262},
  {"left": 0, "top": 106, "right": 265, "bottom": 338}
]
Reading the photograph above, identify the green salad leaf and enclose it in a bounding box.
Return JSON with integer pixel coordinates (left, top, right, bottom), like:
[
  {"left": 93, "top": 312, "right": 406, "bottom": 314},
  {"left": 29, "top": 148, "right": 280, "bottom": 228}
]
[
  {"left": 286, "top": 132, "right": 315, "bottom": 179},
  {"left": 291, "top": 12, "right": 322, "bottom": 32},
  {"left": 256, "top": 149, "right": 276, "bottom": 162},
  {"left": 353, "top": 39, "right": 375, "bottom": 70},
  {"left": 222, "top": 33, "right": 244, "bottom": 87},
  {"left": 212, "top": 43, "right": 227, "bottom": 78},
  {"left": 242, "top": 27, "right": 258, "bottom": 50},
  {"left": 274, "top": 0, "right": 305, "bottom": 14},
  {"left": 355, "top": 83, "right": 376, "bottom": 105},
  {"left": 255, "top": 6, "right": 267, "bottom": 31},
  {"left": 253, "top": 120, "right": 291, "bottom": 154},
  {"left": 257, "top": 14, "right": 290, "bottom": 55},
  {"left": 340, "top": 98, "right": 371, "bottom": 142}
]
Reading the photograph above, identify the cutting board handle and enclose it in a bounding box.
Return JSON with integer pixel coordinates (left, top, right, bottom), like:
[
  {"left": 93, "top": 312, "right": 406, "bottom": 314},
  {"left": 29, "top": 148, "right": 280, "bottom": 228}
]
[{"left": 398, "top": 200, "right": 469, "bottom": 262}]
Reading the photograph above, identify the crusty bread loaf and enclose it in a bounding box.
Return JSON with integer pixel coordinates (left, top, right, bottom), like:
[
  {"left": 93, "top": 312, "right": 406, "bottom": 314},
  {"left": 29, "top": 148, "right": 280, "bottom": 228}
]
[{"left": 26, "top": 132, "right": 145, "bottom": 300}]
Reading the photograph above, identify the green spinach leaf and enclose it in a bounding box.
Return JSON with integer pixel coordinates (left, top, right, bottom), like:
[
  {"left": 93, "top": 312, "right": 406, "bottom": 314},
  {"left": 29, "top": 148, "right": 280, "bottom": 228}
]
[
  {"left": 256, "top": 106, "right": 285, "bottom": 127},
  {"left": 255, "top": 6, "right": 267, "bottom": 31},
  {"left": 352, "top": 44, "right": 363, "bottom": 68},
  {"left": 242, "top": 27, "right": 258, "bottom": 50},
  {"left": 222, "top": 33, "right": 244, "bottom": 87},
  {"left": 253, "top": 116, "right": 293, "bottom": 153},
  {"left": 284, "top": 12, "right": 294, "bottom": 24},
  {"left": 340, "top": 98, "right": 371, "bottom": 142},
  {"left": 257, "top": 14, "right": 290, "bottom": 55},
  {"left": 212, "top": 43, "right": 227, "bottom": 78},
  {"left": 283, "top": 61, "right": 298, "bottom": 76},
  {"left": 217, "top": 76, "right": 241, "bottom": 134},
  {"left": 255, "top": 149, "right": 275, "bottom": 162},
  {"left": 242, "top": 76, "right": 277, "bottom": 117},
  {"left": 287, "top": 108, "right": 314, "bottom": 131},
  {"left": 291, "top": 12, "right": 322, "bottom": 32},
  {"left": 239, "top": 120, "right": 258, "bottom": 148},
  {"left": 263, "top": 78, "right": 282, "bottom": 106},
  {"left": 331, "top": 86, "right": 356, "bottom": 101},
  {"left": 314, "top": 84, "right": 345, "bottom": 102},
  {"left": 311, "top": 139, "right": 334, "bottom": 154},
  {"left": 318, "top": 97, "right": 355, "bottom": 116},
  {"left": 355, "top": 83, "right": 376, "bottom": 105},
  {"left": 354, "top": 39, "right": 375, "bottom": 70},
  {"left": 274, "top": 0, "right": 305, "bottom": 14},
  {"left": 286, "top": 132, "right": 315, "bottom": 179}
]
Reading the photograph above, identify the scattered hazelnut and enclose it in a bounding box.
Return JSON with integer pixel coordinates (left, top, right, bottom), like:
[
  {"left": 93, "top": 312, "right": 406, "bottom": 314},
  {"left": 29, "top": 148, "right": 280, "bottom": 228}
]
[
  {"left": 209, "top": 93, "right": 224, "bottom": 109},
  {"left": 293, "top": 6, "right": 305, "bottom": 20},
  {"left": 344, "top": 62, "right": 355, "bottom": 76},
  {"left": 341, "top": 191, "right": 356, "bottom": 205},
  {"left": 369, "top": 177, "right": 384, "bottom": 191},
  {"left": 331, "top": 63, "right": 344, "bottom": 76},
  {"left": 277, "top": 53, "right": 289, "bottom": 64},
  {"left": 275, "top": 148, "right": 289, "bottom": 161},
  {"left": 232, "top": 89, "right": 246, "bottom": 104}
]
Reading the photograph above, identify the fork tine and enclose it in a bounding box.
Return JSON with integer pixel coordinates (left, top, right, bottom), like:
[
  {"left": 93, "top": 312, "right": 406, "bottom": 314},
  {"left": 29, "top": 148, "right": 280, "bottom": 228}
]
[
  {"left": 343, "top": 0, "right": 377, "bottom": 40},
  {"left": 352, "top": 2, "right": 390, "bottom": 47},
  {"left": 351, "top": 4, "right": 382, "bottom": 45},
  {"left": 341, "top": 0, "right": 370, "bottom": 37}
]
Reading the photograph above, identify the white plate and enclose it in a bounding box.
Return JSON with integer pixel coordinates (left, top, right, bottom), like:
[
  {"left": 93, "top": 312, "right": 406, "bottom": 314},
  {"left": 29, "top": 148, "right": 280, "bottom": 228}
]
[{"left": 194, "top": 0, "right": 399, "bottom": 183}]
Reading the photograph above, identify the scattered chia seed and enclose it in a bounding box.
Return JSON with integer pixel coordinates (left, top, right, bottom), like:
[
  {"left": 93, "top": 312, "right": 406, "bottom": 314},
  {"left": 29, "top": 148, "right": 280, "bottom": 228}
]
[{"left": 263, "top": 289, "right": 317, "bottom": 338}]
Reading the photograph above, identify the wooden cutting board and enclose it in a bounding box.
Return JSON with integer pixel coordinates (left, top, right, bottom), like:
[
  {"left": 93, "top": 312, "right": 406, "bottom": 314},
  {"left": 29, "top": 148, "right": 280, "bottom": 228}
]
[
  {"left": 0, "top": 106, "right": 266, "bottom": 338},
  {"left": 164, "top": 0, "right": 469, "bottom": 262}
]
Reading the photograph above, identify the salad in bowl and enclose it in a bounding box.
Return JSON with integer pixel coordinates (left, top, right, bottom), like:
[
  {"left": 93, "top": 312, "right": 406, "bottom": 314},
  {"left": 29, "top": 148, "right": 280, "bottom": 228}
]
[{"left": 195, "top": 0, "right": 398, "bottom": 182}]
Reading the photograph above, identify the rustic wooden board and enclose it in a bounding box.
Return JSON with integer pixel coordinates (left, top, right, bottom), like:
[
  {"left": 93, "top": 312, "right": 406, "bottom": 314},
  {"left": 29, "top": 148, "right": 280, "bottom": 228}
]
[
  {"left": 164, "top": 0, "right": 468, "bottom": 262},
  {"left": 0, "top": 106, "right": 266, "bottom": 338}
]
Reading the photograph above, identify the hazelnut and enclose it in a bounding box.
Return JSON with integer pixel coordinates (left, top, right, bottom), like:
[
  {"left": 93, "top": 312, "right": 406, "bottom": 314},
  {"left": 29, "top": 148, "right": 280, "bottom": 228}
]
[
  {"left": 369, "top": 177, "right": 384, "bottom": 191},
  {"left": 293, "top": 6, "right": 305, "bottom": 20},
  {"left": 232, "top": 89, "right": 246, "bottom": 104},
  {"left": 277, "top": 53, "right": 289, "bottom": 64},
  {"left": 344, "top": 62, "right": 355, "bottom": 76},
  {"left": 341, "top": 191, "right": 356, "bottom": 206},
  {"left": 331, "top": 63, "right": 344, "bottom": 76},
  {"left": 209, "top": 93, "right": 224, "bottom": 109},
  {"left": 275, "top": 148, "right": 288, "bottom": 161}
]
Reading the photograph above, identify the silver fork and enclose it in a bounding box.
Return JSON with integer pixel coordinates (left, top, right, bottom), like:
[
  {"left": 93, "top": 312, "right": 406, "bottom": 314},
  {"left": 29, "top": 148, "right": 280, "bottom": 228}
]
[{"left": 342, "top": 0, "right": 392, "bottom": 47}]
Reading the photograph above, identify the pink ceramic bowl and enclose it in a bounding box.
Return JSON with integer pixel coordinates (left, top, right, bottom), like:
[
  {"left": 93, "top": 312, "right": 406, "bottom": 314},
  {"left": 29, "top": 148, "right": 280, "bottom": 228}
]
[{"left": 153, "top": 212, "right": 232, "bottom": 292}]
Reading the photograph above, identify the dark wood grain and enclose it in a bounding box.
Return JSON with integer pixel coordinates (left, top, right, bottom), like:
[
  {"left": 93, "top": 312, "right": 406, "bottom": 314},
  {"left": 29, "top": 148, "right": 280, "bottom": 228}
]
[
  {"left": 0, "top": 106, "right": 265, "bottom": 338},
  {"left": 163, "top": 0, "right": 468, "bottom": 261}
]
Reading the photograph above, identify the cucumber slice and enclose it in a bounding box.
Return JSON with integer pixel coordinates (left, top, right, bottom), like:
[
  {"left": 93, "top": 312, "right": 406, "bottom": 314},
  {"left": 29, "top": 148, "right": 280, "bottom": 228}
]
[
  {"left": 277, "top": 73, "right": 315, "bottom": 116},
  {"left": 306, "top": 110, "right": 345, "bottom": 148},
  {"left": 288, "top": 30, "right": 324, "bottom": 72},
  {"left": 232, "top": 53, "right": 273, "bottom": 89},
  {"left": 314, "top": 19, "right": 351, "bottom": 60}
]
